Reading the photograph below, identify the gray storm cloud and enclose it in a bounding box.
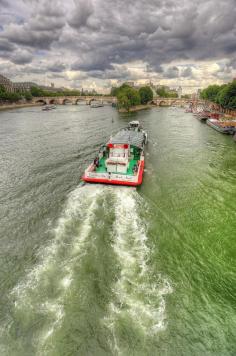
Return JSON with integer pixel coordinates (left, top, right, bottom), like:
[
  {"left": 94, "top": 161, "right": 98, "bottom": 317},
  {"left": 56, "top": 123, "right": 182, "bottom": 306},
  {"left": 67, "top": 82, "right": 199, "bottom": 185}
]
[{"left": 0, "top": 0, "right": 235, "bottom": 86}]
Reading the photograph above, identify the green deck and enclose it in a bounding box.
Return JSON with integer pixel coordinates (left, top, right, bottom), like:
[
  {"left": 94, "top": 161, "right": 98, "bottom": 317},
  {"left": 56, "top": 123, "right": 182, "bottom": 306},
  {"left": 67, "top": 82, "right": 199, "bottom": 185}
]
[{"left": 95, "top": 157, "right": 138, "bottom": 175}]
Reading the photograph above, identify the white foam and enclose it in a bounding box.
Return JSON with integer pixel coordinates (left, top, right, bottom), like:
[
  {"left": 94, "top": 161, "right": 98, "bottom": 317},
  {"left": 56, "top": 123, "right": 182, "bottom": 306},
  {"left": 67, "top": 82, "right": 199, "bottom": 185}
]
[
  {"left": 10, "top": 184, "right": 104, "bottom": 348},
  {"left": 8, "top": 184, "right": 173, "bottom": 353},
  {"left": 61, "top": 275, "right": 72, "bottom": 289},
  {"left": 39, "top": 301, "right": 64, "bottom": 344},
  {"left": 105, "top": 188, "right": 172, "bottom": 342}
]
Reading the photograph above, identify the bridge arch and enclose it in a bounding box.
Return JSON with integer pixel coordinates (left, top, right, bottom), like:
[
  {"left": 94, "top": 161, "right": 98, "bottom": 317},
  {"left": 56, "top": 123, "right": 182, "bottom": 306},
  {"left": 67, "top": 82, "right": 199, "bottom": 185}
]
[
  {"left": 49, "top": 99, "right": 57, "bottom": 105},
  {"left": 35, "top": 99, "right": 47, "bottom": 105},
  {"left": 88, "top": 98, "right": 96, "bottom": 105},
  {"left": 63, "top": 98, "right": 73, "bottom": 105},
  {"left": 159, "top": 100, "right": 168, "bottom": 107},
  {"left": 75, "top": 98, "right": 87, "bottom": 105},
  {"left": 89, "top": 99, "right": 103, "bottom": 105}
]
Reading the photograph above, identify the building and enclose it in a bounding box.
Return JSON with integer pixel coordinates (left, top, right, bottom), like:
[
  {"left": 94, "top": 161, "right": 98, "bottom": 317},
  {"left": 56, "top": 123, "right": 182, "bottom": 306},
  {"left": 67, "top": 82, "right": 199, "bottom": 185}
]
[
  {"left": 177, "top": 86, "right": 182, "bottom": 98},
  {"left": 13, "top": 82, "right": 38, "bottom": 92},
  {"left": 0, "top": 73, "right": 66, "bottom": 94},
  {"left": 191, "top": 90, "right": 201, "bottom": 100},
  {"left": 0, "top": 74, "right": 40, "bottom": 93},
  {"left": 197, "top": 89, "right": 201, "bottom": 98},
  {"left": 38, "top": 84, "right": 64, "bottom": 92},
  {"left": 191, "top": 89, "right": 201, "bottom": 100},
  {"left": 0, "top": 74, "right": 14, "bottom": 92}
]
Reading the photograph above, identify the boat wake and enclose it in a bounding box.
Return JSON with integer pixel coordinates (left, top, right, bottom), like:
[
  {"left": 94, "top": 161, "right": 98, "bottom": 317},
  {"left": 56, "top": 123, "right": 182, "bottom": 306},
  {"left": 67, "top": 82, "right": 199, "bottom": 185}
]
[
  {"left": 104, "top": 188, "right": 172, "bottom": 353},
  {"left": 9, "top": 185, "right": 102, "bottom": 353},
  {"left": 5, "top": 184, "right": 172, "bottom": 354}
]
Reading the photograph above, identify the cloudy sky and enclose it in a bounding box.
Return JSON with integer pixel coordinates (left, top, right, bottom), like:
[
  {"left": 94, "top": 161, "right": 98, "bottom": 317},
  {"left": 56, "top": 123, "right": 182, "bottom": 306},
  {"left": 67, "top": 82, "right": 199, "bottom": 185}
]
[{"left": 0, "top": 0, "right": 235, "bottom": 93}]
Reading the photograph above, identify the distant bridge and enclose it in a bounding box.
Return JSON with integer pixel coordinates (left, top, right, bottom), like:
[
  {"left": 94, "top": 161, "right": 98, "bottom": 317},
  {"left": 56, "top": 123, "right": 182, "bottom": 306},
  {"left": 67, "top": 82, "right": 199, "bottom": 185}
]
[
  {"left": 32, "top": 95, "right": 221, "bottom": 111},
  {"left": 153, "top": 98, "right": 225, "bottom": 111},
  {"left": 153, "top": 97, "right": 206, "bottom": 107},
  {"left": 32, "top": 96, "right": 117, "bottom": 105}
]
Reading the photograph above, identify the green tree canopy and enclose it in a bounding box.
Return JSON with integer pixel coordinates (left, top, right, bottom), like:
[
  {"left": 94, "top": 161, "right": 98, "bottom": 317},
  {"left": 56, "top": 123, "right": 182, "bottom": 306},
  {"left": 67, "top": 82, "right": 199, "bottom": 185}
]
[
  {"left": 117, "top": 93, "right": 131, "bottom": 111},
  {"left": 200, "top": 85, "right": 221, "bottom": 102},
  {"left": 156, "top": 87, "right": 178, "bottom": 98},
  {"left": 139, "top": 86, "right": 153, "bottom": 104},
  {"left": 0, "top": 85, "right": 22, "bottom": 102},
  {"left": 200, "top": 80, "right": 236, "bottom": 109},
  {"left": 114, "top": 84, "right": 141, "bottom": 110},
  {"left": 30, "top": 86, "right": 44, "bottom": 97}
]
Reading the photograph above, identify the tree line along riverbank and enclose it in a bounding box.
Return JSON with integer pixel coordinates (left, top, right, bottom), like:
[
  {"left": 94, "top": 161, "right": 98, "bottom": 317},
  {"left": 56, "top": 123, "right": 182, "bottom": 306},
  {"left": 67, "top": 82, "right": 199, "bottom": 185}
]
[{"left": 200, "top": 80, "right": 236, "bottom": 110}]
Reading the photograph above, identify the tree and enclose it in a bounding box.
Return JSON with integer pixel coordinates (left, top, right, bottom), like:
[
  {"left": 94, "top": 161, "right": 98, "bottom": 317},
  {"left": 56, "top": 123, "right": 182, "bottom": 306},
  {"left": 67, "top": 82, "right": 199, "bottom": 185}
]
[
  {"left": 115, "top": 84, "right": 141, "bottom": 110},
  {"left": 24, "top": 91, "right": 33, "bottom": 101},
  {"left": 156, "top": 87, "right": 178, "bottom": 98},
  {"left": 139, "top": 86, "right": 153, "bottom": 104},
  {"left": 0, "top": 85, "right": 22, "bottom": 102},
  {"left": 110, "top": 87, "right": 119, "bottom": 96},
  {"left": 30, "top": 86, "right": 44, "bottom": 97},
  {"left": 124, "top": 87, "right": 140, "bottom": 106},
  {"left": 200, "top": 85, "right": 221, "bottom": 102},
  {"left": 0, "top": 85, "right": 6, "bottom": 94},
  {"left": 156, "top": 87, "right": 166, "bottom": 97},
  {"left": 117, "top": 93, "right": 131, "bottom": 111},
  {"left": 215, "top": 85, "right": 229, "bottom": 107},
  {"left": 200, "top": 80, "right": 236, "bottom": 110}
]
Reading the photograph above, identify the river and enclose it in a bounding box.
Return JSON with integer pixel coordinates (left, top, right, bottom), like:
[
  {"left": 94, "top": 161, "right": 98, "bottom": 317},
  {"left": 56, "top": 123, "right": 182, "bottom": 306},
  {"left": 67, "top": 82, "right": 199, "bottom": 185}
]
[{"left": 0, "top": 104, "right": 235, "bottom": 356}]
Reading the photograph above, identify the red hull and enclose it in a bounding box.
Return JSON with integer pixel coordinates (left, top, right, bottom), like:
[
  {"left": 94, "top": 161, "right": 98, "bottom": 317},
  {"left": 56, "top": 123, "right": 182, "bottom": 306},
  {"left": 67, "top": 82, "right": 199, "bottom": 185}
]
[{"left": 82, "top": 160, "right": 144, "bottom": 186}]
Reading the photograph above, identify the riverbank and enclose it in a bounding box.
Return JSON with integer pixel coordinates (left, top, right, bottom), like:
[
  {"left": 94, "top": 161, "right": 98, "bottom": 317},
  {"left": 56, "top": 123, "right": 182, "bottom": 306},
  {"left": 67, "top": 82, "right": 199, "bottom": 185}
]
[
  {"left": 118, "top": 104, "right": 152, "bottom": 113},
  {"left": 0, "top": 102, "right": 40, "bottom": 111}
]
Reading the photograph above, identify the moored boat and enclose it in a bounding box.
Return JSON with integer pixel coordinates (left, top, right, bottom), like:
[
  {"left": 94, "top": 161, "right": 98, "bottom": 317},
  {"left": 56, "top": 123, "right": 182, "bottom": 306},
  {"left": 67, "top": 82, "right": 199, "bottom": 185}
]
[
  {"left": 207, "top": 119, "right": 236, "bottom": 134},
  {"left": 82, "top": 121, "right": 148, "bottom": 186},
  {"left": 90, "top": 102, "right": 104, "bottom": 108},
  {"left": 42, "top": 105, "right": 56, "bottom": 111},
  {"left": 196, "top": 110, "right": 211, "bottom": 121},
  {"left": 209, "top": 112, "right": 223, "bottom": 120}
]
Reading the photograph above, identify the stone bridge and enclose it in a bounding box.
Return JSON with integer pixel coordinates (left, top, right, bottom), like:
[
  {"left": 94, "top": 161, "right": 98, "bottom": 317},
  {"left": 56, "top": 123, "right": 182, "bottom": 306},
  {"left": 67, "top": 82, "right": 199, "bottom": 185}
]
[
  {"left": 32, "top": 95, "right": 222, "bottom": 112},
  {"left": 32, "top": 96, "right": 117, "bottom": 105},
  {"left": 152, "top": 97, "right": 206, "bottom": 107},
  {"left": 152, "top": 98, "right": 228, "bottom": 112},
  {"left": 153, "top": 97, "right": 226, "bottom": 111}
]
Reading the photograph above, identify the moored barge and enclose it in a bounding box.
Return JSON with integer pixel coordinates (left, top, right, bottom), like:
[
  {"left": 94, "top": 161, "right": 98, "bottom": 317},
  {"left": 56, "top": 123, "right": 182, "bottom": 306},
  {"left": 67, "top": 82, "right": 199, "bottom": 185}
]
[{"left": 207, "top": 119, "right": 236, "bottom": 134}]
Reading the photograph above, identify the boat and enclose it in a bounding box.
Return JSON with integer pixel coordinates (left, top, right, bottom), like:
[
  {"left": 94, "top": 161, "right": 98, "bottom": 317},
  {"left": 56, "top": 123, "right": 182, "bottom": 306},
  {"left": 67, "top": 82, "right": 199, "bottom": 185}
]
[
  {"left": 90, "top": 102, "right": 104, "bottom": 108},
  {"left": 82, "top": 121, "right": 148, "bottom": 186},
  {"left": 196, "top": 110, "right": 211, "bottom": 121},
  {"left": 233, "top": 133, "right": 236, "bottom": 142},
  {"left": 42, "top": 105, "right": 56, "bottom": 111},
  {"left": 209, "top": 112, "right": 223, "bottom": 120},
  {"left": 195, "top": 110, "right": 223, "bottom": 122},
  {"left": 207, "top": 119, "right": 236, "bottom": 134}
]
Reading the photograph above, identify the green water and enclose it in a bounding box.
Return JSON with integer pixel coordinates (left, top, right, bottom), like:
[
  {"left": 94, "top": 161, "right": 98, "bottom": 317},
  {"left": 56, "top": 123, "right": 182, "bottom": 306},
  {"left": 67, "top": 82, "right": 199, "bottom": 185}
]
[{"left": 0, "top": 105, "right": 235, "bottom": 355}]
